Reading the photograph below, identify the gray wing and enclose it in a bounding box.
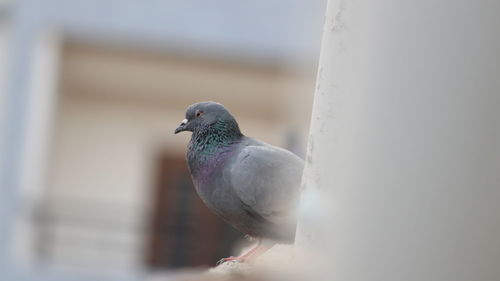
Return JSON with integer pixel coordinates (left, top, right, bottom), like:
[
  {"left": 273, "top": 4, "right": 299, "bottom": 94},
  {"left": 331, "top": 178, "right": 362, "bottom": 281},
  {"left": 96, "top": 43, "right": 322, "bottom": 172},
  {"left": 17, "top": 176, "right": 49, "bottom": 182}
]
[{"left": 228, "top": 144, "right": 304, "bottom": 225}]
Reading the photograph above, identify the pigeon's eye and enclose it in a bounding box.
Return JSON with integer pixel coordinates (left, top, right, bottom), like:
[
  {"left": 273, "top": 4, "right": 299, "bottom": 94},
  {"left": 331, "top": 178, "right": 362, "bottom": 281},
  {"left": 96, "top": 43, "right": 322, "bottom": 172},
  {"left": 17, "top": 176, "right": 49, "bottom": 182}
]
[{"left": 195, "top": 111, "right": 203, "bottom": 117}]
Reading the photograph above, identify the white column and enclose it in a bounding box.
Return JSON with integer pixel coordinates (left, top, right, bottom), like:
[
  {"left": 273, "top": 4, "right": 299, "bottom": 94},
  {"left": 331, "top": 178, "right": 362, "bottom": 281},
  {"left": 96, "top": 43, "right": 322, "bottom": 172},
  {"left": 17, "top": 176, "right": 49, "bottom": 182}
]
[
  {"left": 296, "top": 1, "right": 500, "bottom": 281},
  {"left": 14, "top": 31, "right": 61, "bottom": 266}
]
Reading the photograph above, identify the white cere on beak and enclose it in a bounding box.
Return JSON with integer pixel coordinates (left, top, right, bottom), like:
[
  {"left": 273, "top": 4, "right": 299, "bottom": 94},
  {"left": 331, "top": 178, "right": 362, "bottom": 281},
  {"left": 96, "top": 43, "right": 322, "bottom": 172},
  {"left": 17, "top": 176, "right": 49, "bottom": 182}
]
[{"left": 181, "top": 119, "right": 188, "bottom": 125}]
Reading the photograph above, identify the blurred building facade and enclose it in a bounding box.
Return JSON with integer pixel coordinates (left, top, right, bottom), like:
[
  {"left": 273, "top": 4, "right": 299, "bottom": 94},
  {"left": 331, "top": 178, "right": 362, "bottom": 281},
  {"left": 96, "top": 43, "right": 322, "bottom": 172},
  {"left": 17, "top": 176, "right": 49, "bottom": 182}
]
[{"left": 0, "top": 0, "right": 325, "bottom": 280}]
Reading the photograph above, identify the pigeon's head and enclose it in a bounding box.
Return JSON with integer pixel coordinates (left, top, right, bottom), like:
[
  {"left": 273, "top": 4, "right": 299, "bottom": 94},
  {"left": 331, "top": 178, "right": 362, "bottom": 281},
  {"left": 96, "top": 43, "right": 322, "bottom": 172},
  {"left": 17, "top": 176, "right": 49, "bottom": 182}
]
[{"left": 174, "top": 101, "right": 241, "bottom": 135}]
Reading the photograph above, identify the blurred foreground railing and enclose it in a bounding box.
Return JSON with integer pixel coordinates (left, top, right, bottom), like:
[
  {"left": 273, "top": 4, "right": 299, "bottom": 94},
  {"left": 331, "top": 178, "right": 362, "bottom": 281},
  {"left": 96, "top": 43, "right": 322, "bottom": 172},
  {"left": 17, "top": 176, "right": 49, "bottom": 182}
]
[{"left": 33, "top": 199, "right": 146, "bottom": 271}]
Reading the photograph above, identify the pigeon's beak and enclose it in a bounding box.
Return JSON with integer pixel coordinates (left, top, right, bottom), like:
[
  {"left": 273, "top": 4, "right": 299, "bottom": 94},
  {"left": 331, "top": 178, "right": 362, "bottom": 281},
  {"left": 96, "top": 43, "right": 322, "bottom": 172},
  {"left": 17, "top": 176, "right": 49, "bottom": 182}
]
[{"left": 174, "top": 119, "right": 188, "bottom": 134}]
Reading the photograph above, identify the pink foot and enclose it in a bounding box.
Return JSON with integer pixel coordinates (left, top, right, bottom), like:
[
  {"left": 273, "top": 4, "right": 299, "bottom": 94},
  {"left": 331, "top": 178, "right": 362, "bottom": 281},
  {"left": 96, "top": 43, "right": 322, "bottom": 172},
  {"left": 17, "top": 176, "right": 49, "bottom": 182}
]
[{"left": 215, "top": 238, "right": 275, "bottom": 265}]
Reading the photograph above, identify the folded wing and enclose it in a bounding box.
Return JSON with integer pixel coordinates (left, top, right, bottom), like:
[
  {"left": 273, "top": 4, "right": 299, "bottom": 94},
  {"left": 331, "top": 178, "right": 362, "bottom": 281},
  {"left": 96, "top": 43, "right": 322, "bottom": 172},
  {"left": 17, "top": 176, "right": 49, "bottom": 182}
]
[{"left": 229, "top": 144, "right": 304, "bottom": 226}]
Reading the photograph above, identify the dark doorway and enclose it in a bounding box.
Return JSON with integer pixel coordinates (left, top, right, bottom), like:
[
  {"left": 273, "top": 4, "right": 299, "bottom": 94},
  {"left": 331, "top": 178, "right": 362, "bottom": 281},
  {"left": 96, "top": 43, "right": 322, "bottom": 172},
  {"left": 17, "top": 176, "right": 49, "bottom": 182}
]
[{"left": 146, "top": 155, "right": 244, "bottom": 269}]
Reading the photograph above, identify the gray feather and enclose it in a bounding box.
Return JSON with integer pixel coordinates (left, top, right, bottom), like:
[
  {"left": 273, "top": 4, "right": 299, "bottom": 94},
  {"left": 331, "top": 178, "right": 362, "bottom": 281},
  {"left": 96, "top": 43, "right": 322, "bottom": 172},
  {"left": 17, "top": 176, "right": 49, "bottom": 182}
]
[{"left": 228, "top": 143, "right": 304, "bottom": 226}]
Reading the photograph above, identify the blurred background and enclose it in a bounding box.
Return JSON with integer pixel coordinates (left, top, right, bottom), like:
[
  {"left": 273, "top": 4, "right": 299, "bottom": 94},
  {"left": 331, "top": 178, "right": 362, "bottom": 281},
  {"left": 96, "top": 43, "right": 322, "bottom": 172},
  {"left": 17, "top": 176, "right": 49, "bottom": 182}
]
[{"left": 0, "top": 0, "right": 325, "bottom": 280}]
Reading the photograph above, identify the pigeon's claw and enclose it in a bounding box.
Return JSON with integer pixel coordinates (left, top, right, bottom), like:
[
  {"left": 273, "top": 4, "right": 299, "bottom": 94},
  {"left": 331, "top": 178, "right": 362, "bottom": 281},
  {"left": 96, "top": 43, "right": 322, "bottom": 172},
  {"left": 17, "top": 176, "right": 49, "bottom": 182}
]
[{"left": 216, "top": 256, "right": 244, "bottom": 265}]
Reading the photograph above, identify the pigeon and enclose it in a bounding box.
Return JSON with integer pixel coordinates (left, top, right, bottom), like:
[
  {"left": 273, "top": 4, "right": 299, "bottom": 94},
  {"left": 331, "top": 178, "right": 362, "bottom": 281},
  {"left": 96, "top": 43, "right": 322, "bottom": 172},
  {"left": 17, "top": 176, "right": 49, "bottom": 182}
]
[{"left": 174, "top": 101, "right": 304, "bottom": 263}]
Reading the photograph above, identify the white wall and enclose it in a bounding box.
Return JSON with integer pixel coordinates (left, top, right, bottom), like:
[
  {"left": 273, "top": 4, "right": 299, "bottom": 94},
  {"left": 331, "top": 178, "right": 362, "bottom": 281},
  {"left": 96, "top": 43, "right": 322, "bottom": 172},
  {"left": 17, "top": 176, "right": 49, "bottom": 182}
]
[
  {"left": 48, "top": 95, "right": 291, "bottom": 207},
  {"left": 297, "top": 1, "right": 500, "bottom": 281}
]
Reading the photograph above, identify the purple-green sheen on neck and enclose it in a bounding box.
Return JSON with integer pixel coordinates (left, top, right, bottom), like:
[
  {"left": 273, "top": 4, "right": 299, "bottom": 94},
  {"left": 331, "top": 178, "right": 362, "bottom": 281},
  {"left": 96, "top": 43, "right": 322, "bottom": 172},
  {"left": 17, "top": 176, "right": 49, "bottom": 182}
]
[{"left": 187, "top": 119, "right": 243, "bottom": 182}]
